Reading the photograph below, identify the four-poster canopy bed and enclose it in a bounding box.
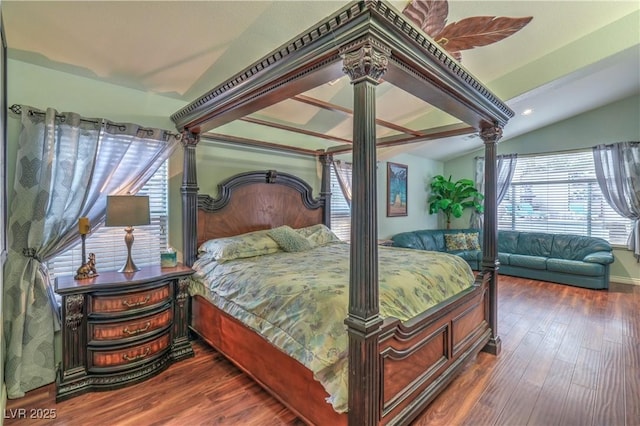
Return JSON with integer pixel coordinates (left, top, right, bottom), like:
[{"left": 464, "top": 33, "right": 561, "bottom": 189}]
[{"left": 170, "top": 1, "right": 512, "bottom": 425}]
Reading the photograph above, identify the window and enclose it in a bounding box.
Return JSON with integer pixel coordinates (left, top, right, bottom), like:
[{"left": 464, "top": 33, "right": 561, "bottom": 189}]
[
  {"left": 330, "top": 164, "right": 351, "bottom": 241},
  {"left": 47, "top": 161, "right": 169, "bottom": 277},
  {"left": 498, "top": 150, "right": 633, "bottom": 244}
]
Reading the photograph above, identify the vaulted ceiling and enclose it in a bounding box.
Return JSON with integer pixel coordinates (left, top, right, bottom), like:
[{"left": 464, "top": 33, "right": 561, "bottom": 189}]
[{"left": 3, "top": 1, "right": 639, "bottom": 160}]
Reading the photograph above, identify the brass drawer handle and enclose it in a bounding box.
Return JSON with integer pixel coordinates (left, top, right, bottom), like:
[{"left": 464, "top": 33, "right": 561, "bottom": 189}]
[
  {"left": 122, "top": 347, "right": 151, "bottom": 362},
  {"left": 122, "top": 322, "right": 151, "bottom": 336},
  {"left": 122, "top": 295, "right": 150, "bottom": 308}
]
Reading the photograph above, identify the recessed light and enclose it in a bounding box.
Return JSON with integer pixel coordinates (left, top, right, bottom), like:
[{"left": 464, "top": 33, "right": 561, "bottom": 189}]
[{"left": 521, "top": 108, "right": 534, "bottom": 116}]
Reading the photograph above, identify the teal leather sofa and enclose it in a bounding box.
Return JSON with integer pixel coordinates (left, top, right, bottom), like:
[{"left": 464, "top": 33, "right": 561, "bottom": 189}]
[
  {"left": 391, "top": 229, "right": 614, "bottom": 290},
  {"left": 497, "top": 231, "right": 614, "bottom": 289},
  {"left": 391, "top": 229, "right": 483, "bottom": 270}
]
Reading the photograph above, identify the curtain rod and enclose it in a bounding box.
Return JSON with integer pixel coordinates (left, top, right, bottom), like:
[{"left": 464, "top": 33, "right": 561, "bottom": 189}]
[
  {"left": 8, "top": 104, "right": 181, "bottom": 138},
  {"left": 475, "top": 146, "right": 594, "bottom": 160}
]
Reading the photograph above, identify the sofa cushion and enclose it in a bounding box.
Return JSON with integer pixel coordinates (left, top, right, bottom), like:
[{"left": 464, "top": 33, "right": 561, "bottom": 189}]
[
  {"left": 550, "top": 234, "right": 612, "bottom": 261},
  {"left": 498, "top": 231, "right": 520, "bottom": 254},
  {"left": 498, "top": 252, "right": 510, "bottom": 265},
  {"left": 416, "top": 231, "right": 445, "bottom": 251},
  {"left": 450, "top": 250, "right": 481, "bottom": 262},
  {"left": 391, "top": 232, "right": 425, "bottom": 250},
  {"left": 516, "top": 232, "right": 553, "bottom": 257},
  {"left": 547, "top": 258, "right": 605, "bottom": 276},
  {"left": 509, "top": 254, "right": 547, "bottom": 270}
]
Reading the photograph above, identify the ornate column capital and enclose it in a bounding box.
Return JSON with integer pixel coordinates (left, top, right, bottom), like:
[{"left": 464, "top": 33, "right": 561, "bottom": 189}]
[
  {"left": 480, "top": 126, "right": 503, "bottom": 144},
  {"left": 341, "top": 41, "right": 389, "bottom": 83},
  {"left": 318, "top": 151, "right": 333, "bottom": 165},
  {"left": 181, "top": 130, "right": 200, "bottom": 148}
]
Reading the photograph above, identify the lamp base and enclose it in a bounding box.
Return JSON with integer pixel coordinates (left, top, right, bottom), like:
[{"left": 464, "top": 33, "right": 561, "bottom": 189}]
[
  {"left": 118, "top": 255, "right": 140, "bottom": 273},
  {"left": 120, "top": 226, "right": 140, "bottom": 273}
]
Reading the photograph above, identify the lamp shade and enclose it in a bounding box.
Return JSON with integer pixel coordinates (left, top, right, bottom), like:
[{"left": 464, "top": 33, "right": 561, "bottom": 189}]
[{"left": 105, "top": 195, "right": 150, "bottom": 227}]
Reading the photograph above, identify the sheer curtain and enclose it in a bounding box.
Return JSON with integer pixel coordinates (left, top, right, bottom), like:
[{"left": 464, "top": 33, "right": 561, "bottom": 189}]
[
  {"left": 471, "top": 154, "right": 518, "bottom": 228},
  {"left": 3, "top": 105, "right": 180, "bottom": 398},
  {"left": 333, "top": 160, "right": 353, "bottom": 207},
  {"left": 593, "top": 141, "right": 640, "bottom": 260}
]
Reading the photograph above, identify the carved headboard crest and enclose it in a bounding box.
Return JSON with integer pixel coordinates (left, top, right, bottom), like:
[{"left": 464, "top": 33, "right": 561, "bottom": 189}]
[{"left": 198, "top": 170, "right": 324, "bottom": 212}]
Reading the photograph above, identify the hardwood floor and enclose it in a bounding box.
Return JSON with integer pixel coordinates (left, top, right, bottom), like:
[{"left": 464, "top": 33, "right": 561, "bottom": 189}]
[{"left": 5, "top": 276, "right": 639, "bottom": 425}]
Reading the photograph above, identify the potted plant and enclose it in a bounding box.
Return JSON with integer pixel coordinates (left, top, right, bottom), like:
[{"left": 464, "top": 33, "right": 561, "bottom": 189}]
[{"left": 428, "top": 175, "right": 484, "bottom": 229}]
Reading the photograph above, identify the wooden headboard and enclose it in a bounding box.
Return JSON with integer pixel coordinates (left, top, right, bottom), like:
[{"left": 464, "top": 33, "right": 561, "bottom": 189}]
[{"left": 196, "top": 170, "right": 327, "bottom": 248}]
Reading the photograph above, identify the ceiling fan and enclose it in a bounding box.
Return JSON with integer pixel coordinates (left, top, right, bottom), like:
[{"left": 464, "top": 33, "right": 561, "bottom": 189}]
[{"left": 402, "top": 0, "right": 533, "bottom": 61}]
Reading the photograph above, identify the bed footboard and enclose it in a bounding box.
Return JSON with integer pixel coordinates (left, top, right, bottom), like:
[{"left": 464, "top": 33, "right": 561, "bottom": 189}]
[{"left": 378, "top": 279, "right": 490, "bottom": 425}]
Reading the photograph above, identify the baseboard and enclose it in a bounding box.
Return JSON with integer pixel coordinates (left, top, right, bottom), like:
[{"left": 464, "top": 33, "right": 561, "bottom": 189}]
[{"left": 610, "top": 275, "right": 640, "bottom": 286}]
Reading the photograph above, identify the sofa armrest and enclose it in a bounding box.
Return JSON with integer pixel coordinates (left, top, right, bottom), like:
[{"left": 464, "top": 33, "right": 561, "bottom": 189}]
[{"left": 583, "top": 251, "right": 614, "bottom": 265}]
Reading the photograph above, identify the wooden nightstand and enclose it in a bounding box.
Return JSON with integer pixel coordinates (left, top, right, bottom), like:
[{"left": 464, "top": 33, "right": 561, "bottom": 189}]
[{"left": 54, "top": 264, "right": 194, "bottom": 401}]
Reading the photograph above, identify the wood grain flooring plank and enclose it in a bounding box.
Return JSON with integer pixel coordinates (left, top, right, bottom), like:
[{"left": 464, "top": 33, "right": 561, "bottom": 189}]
[
  {"left": 593, "top": 340, "right": 627, "bottom": 426},
  {"left": 623, "top": 338, "right": 639, "bottom": 369},
  {"left": 555, "top": 317, "right": 588, "bottom": 365},
  {"left": 559, "top": 383, "right": 596, "bottom": 426},
  {"left": 413, "top": 353, "right": 497, "bottom": 426},
  {"left": 521, "top": 321, "right": 568, "bottom": 388},
  {"left": 494, "top": 380, "right": 541, "bottom": 426},
  {"left": 625, "top": 366, "right": 640, "bottom": 426},
  {"left": 571, "top": 347, "right": 601, "bottom": 390},
  {"left": 462, "top": 331, "right": 544, "bottom": 425},
  {"left": 527, "top": 358, "right": 575, "bottom": 426}
]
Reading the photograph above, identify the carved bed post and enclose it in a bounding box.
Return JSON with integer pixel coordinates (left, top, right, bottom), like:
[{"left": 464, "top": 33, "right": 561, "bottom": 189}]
[
  {"left": 319, "top": 152, "right": 333, "bottom": 228},
  {"left": 342, "top": 40, "right": 389, "bottom": 426},
  {"left": 480, "top": 126, "right": 503, "bottom": 355},
  {"left": 181, "top": 131, "right": 200, "bottom": 267}
]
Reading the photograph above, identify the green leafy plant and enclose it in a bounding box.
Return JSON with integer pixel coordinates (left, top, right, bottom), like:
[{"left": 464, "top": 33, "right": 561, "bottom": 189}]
[{"left": 428, "top": 175, "right": 484, "bottom": 228}]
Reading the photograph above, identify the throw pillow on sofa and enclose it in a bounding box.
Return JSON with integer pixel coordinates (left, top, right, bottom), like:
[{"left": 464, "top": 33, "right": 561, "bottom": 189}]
[
  {"left": 445, "top": 233, "right": 468, "bottom": 251},
  {"left": 465, "top": 232, "right": 481, "bottom": 250}
]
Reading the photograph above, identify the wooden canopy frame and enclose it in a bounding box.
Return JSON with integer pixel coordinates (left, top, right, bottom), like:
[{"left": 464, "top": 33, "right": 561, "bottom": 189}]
[{"left": 172, "top": 1, "right": 512, "bottom": 424}]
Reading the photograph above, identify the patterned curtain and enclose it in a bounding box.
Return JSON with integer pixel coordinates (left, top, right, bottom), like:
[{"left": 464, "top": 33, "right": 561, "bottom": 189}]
[
  {"left": 332, "top": 160, "right": 353, "bottom": 207},
  {"left": 3, "top": 105, "right": 180, "bottom": 398},
  {"left": 593, "top": 141, "right": 640, "bottom": 260},
  {"left": 471, "top": 153, "right": 518, "bottom": 228}
]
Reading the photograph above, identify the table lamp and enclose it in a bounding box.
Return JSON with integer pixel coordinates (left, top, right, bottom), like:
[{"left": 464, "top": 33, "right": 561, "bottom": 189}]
[{"left": 105, "top": 195, "right": 150, "bottom": 273}]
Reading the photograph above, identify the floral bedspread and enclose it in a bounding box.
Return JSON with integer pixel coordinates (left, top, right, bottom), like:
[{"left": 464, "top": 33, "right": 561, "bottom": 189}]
[{"left": 190, "top": 241, "right": 474, "bottom": 413}]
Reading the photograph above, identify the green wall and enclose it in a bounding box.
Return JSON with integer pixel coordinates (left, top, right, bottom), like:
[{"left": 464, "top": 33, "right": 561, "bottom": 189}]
[{"left": 444, "top": 94, "right": 640, "bottom": 284}]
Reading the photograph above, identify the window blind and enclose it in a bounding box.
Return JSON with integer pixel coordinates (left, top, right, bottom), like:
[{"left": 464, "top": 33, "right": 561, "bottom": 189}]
[
  {"left": 498, "top": 150, "right": 633, "bottom": 244},
  {"left": 47, "top": 161, "right": 169, "bottom": 277},
  {"left": 330, "top": 165, "right": 351, "bottom": 241}
]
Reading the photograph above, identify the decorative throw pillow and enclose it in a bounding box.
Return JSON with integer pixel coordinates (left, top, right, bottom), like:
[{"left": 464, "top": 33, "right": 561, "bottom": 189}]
[
  {"left": 465, "top": 232, "right": 481, "bottom": 250},
  {"left": 295, "top": 224, "right": 341, "bottom": 246},
  {"left": 198, "top": 229, "right": 280, "bottom": 262},
  {"left": 444, "top": 233, "right": 468, "bottom": 251},
  {"left": 268, "top": 225, "right": 315, "bottom": 252}
]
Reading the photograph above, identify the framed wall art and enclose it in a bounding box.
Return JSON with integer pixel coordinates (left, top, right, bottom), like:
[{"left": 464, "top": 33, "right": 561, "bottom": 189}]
[{"left": 387, "top": 162, "right": 407, "bottom": 217}]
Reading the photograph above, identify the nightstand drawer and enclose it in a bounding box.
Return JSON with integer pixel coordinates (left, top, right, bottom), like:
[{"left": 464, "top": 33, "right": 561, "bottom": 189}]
[
  {"left": 90, "top": 333, "right": 170, "bottom": 371},
  {"left": 91, "top": 284, "right": 171, "bottom": 314},
  {"left": 89, "top": 306, "right": 173, "bottom": 343}
]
